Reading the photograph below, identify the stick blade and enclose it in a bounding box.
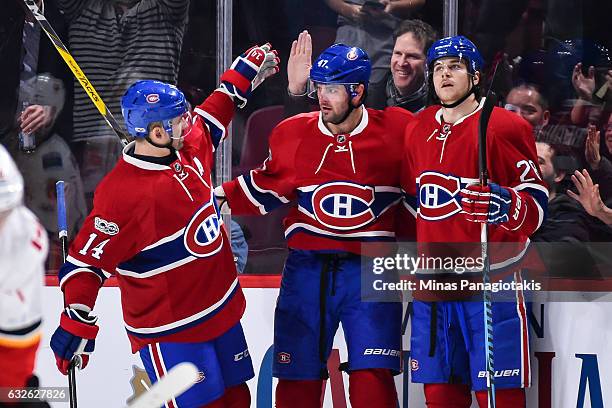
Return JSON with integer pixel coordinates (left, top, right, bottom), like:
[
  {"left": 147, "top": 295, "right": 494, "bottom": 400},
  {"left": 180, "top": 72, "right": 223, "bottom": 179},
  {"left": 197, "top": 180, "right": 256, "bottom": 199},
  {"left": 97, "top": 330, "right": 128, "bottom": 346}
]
[{"left": 127, "top": 362, "right": 199, "bottom": 408}]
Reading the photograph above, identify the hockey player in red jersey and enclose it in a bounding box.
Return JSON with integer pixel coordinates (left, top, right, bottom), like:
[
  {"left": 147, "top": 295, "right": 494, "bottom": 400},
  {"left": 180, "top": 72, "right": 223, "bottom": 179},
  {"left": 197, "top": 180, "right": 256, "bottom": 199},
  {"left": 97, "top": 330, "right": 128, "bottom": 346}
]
[
  {"left": 214, "top": 44, "right": 414, "bottom": 408},
  {"left": 401, "top": 36, "right": 548, "bottom": 407},
  {"left": 0, "top": 145, "right": 49, "bottom": 397},
  {"left": 49, "top": 44, "right": 279, "bottom": 408}
]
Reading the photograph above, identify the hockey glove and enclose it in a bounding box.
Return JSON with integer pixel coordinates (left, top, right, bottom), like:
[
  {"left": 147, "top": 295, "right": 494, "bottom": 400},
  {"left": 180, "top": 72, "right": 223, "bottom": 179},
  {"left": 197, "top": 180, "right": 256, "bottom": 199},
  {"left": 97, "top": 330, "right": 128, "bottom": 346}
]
[
  {"left": 50, "top": 306, "right": 99, "bottom": 375},
  {"left": 219, "top": 43, "right": 280, "bottom": 108},
  {"left": 460, "top": 182, "right": 527, "bottom": 230}
]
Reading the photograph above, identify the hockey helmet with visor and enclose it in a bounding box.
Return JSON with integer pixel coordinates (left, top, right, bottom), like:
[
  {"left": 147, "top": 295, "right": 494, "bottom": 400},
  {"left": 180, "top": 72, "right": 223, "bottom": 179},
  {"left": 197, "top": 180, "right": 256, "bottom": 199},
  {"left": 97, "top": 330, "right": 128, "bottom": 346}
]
[{"left": 309, "top": 44, "right": 371, "bottom": 102}]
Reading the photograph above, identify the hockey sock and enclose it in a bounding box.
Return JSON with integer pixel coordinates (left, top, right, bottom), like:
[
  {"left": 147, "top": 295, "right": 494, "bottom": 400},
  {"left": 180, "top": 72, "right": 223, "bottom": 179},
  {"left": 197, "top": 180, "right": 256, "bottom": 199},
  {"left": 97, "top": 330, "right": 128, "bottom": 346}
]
[
  {"left": 221, "top": 383, "right": 251, "bottom": 408},
  {"left": 475, "top": 388, "right": 525, "bottom": 408},
  {"left": 275, "top": 379, "right": 324, "bottom": 408},
  {"left": 348, "top": 369, "right": 397, "bottom": 408},
  {"left": 424, "top": 383, "right": 472, "bottom": 408},
  {"left": 198, "top": 383, "right": 250, "bottom": 408}
]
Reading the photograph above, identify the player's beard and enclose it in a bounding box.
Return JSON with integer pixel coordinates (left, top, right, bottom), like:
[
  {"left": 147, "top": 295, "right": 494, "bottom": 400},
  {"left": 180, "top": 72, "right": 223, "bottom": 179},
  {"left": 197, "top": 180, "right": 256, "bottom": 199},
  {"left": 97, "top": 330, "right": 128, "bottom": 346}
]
[{"left": 322, "top": 104, "right": 351, "bottom": 126}]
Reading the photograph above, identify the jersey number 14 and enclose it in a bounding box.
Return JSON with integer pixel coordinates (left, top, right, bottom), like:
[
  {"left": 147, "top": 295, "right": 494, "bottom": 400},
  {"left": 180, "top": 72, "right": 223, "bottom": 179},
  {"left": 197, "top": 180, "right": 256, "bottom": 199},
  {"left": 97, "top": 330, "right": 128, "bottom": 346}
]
[{"left": 78, "top": 233, "right": 110, "bottom": 260}]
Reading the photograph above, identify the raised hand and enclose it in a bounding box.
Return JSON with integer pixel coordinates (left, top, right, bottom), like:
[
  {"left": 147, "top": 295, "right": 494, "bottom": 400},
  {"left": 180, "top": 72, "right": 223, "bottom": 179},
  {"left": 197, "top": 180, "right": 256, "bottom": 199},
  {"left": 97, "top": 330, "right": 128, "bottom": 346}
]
[
  {"left": 287, "top": 30, "right": 313, "bottom": 96},
  {"left": 572, "top": 63, "right": 596, "bottom": 101},
  {"left": 585, "top": 124, "right": 601, "bottom": 170},
  {"left": 567, "top": 169, "right": 608, "bottom": 220}
]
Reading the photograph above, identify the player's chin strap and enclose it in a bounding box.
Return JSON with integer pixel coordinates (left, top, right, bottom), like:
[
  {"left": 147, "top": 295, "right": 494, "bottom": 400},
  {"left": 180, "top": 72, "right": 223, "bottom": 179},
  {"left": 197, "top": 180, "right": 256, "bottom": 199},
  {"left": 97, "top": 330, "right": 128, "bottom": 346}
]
[{"left": 440, "top": 75, "right": 478, "bottom": 108}]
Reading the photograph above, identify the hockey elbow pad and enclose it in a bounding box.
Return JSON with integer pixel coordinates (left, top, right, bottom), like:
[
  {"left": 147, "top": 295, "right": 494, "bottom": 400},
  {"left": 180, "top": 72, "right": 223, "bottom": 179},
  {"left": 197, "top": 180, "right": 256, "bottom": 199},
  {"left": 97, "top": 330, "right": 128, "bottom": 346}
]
[
  {"left": 50, "top": 306, "right": 99, "bottom": 375},
  {"left": 218, "top": 43, "right": 280, "bottom": 108}
]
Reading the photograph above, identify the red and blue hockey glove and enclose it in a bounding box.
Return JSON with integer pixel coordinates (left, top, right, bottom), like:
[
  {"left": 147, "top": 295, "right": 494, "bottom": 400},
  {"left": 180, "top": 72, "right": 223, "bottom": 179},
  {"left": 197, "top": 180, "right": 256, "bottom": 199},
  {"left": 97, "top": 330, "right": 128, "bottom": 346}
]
[
  {"left": 460, "top": 182, "right": 527, "bottom": 230},
  {"left": 219, "top": 43, "right": 280, "bottom": 108},
  {"left": 50, "top": 306, "right": 99, "bottom": 375}
]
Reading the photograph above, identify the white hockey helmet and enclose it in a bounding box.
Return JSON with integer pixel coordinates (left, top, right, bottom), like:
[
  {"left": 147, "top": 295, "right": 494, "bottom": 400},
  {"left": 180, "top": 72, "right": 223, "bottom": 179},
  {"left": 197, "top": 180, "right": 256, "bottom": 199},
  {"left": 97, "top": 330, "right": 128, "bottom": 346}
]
[
  {"left": 0, "top": 145, "right": 24, "bottom": 212},
  {"left": 22, "top": 73, "right": 66, "bottom": 123}
]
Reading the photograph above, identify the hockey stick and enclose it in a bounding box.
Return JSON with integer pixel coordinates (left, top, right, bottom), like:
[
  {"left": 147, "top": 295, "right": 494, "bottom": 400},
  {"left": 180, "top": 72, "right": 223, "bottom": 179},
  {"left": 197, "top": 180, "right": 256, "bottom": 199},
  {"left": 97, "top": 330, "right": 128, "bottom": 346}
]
[
  {"left": 56, "top": 181, "right": 79, "bottom": 408},
  {"left": 22, "top": 0, "right": 130, "bottom": 146},
  {"left": 478, "top": 61, "right": 499, "bottom": 408},
  {"left": 126, "top": 362, "right": 199, "bottom": 408}
]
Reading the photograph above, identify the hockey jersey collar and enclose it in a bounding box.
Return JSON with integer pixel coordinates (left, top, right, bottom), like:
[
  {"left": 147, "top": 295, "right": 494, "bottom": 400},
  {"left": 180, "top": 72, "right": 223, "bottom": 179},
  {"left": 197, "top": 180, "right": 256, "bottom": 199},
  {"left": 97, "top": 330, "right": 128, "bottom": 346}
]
[
  {"left": 434, "top": 97, "right": 486, "bottom": 126},
  {"left": 122, "top": 141, "right": 183, "bottom": 171},
  {"left": 317, "top": 105, "right": 369, "bottom": 138}
]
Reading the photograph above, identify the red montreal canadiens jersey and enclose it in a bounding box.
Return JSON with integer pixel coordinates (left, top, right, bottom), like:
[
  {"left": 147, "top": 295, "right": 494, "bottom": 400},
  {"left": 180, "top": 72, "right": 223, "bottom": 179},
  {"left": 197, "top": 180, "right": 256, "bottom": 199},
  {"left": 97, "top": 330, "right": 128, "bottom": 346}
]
[
  {"left": 59, "top": 92, "right": 245, "bottom": 353},
  {"left": 401, "top": 100, "right": 548, "bottom": 268},
  {"left": 222, "top": 106, "right": 414, "bottom": 254}
]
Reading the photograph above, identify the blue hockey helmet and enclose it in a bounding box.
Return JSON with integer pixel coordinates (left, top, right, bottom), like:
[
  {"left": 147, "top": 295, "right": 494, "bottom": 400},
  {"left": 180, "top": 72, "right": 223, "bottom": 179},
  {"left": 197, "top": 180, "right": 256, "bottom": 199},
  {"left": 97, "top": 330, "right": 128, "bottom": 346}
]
[
  {"left": 426, "top": 36, "right": 484, "bottom": 74},
  {"left": 310, "top": 44, "right": 371, "bottom": 99},
  {"left": 121, "top": 80, "right": 189, "bottom": 138}
]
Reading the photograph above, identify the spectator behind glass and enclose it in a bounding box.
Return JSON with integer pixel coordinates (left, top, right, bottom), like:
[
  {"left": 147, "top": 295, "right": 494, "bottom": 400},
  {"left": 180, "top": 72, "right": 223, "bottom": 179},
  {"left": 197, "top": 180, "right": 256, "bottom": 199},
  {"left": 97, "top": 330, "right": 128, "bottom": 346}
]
[
  {"left": 324, "top": 0, "right": 424, "bottom": 87},
  {"left": 569, "top": 169, "right": 612, "bottom": 227},
  {"left": 381, "top": 18, "right": 438, "bottom": 111},
  {"left": 531, "top": 141, "right": 596, "bottom": 277},
  {"left": 605, "top": 115, "right": 612, "bottom": 158},
  {"left": 0, "top": 0, "right": 73, "bottom": 142},
  {"left": 505, "top": 83, "right": 550, "bottom": 137},
  {"left": 286, "top": 19, "right": 437, "bottom": 113},
  {"left": 9, "top": 74, "right": 87, "bottom": 271},
  {"left": 57, "top": 0, "right": 189, "bottom": 204}
]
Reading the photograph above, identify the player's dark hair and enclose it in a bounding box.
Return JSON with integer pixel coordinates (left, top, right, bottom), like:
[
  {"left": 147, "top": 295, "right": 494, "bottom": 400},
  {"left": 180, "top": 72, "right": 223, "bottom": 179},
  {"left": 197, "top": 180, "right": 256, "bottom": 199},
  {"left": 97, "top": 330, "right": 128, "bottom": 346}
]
[{"left": 393, "top": 19, "right": 439, "bottom": 54}]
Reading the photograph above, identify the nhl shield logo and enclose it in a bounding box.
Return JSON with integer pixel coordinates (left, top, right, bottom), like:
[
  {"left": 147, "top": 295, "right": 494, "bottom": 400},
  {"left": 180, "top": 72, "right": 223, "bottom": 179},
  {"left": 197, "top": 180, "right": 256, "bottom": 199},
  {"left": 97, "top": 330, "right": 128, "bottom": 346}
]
[
  {"left": 173, "top": 162, "right": 183, "bottom": 172},
  {"left": 336, "top": 134, "right": 346, "bottom": 143}
]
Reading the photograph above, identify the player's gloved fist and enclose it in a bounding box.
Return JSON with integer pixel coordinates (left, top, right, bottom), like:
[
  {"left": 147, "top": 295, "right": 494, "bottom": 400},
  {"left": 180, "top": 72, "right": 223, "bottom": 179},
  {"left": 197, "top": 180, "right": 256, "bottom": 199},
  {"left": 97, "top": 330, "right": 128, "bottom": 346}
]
[
  {"left": 50, "top": 306, "right": 99, "bottom": 375},
  {"left": 460, "top": 182, "right": 527, "bottom": 230},
  {"left": 219, "top": 43, "right": 280, "bottom": 108}
]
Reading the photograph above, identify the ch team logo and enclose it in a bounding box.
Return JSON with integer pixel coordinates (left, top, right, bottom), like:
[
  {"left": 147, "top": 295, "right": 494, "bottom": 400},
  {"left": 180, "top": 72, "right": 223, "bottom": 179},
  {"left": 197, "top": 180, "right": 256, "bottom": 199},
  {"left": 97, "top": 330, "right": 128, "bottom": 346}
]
[
  {"left": 417, "top": 172, "right": 463, "bottom": 220},
  {"left": 277, "top": 352, "right": 291, "bottom": 364},
  {"left": 346, "top": 49, "right": 358, "bottom": 60},
  {"left": 184, "top": 202, "right": 223, "bottom": 257},
  {"left": 145, "top": 93, "right": 159, "bottom": 104},
  {"left": 311, "top": 182, "right": 376, "bottom": 230}
]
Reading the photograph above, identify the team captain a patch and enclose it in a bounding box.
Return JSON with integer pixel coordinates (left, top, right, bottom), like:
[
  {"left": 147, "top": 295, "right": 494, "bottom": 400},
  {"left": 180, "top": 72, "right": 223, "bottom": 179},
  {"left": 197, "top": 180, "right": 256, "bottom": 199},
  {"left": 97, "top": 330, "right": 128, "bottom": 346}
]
[{"left": 184, "top": 202, "right": 224, "bottom": 257}]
